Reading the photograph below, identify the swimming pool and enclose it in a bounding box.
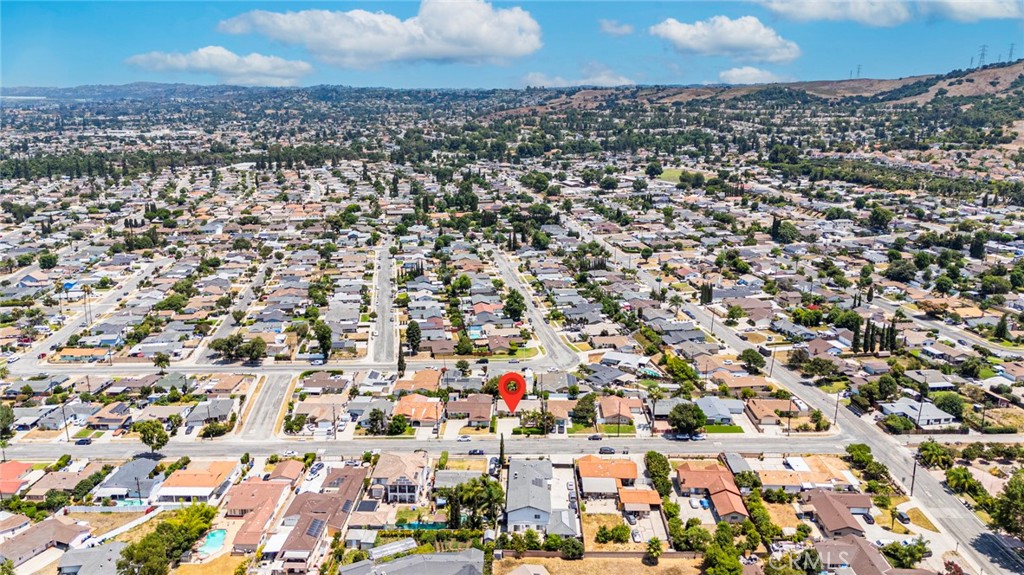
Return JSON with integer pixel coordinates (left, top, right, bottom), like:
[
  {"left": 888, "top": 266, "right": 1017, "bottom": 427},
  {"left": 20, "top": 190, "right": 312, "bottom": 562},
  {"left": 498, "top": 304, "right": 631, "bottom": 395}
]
[{"left": 197, "top": 529, "right": 227, "bottom": 555}]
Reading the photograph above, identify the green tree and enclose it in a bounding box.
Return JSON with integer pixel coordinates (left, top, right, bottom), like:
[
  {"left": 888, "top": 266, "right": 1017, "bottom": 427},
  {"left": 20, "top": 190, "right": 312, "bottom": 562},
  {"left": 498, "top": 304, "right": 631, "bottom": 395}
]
[
  {"left": 313, "top": 320, "right": 333, "bottom": 360},
  {"left": 38, "top": 252, "right": 58, "bottom": 269},
  {"left": 406, "top": 320, "right": 421, "bottom": 353},
  {"left": 668, "top": 402, "right": 705, "bottom": 436},
  {"left": 992, "top": 469, "right": 1024, "bottom": 538},
  {"left": 0, "top": 404, "right": 14, "bottom": 439},
  {"left": 387, "top": 414, "right": 408, "bottom": 436},
  {"left": 117, "top": 533, "right": 169, "bottom": 575},
  {"left": 152, "top": 353, "right": 170, "bottom": 374},
  {"left": 503, "top": 289, "right": 527, "bottom": 322},
  {"left": 640, "top": 247, "right": 654, "bottom": 261},
  {"left": 994, "top": 313, "right": 1010, "bottom": 340},
  {"left": 738, "top": 349, "right": 766, "bottom": 373},
  {"left": 132, "top": 420, "right": 169, "bottom": 453},
  {"left": 366, "top": 408, "right": 387, "bottom": 436},
  {"left": 455, "top": 334, "right": 474, "bottom": 355},
  {"left": 646, "top": 537, "right": 663, "bottom": 565},
  {"left": 868, "top": 207, "right": 895, "bottom": 230},
  {"left": 560, "top": 536, "right": 584, "bottom": 559},
  {"left": 456, "top": 359, "right": 470, "bottom": 375}
]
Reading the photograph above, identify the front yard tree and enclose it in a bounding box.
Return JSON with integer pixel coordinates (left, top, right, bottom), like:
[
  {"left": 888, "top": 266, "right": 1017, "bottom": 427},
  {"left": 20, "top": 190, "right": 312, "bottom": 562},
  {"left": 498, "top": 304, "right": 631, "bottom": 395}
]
[
  {"left": 503, "top": 289, "right": 526, "bottom": 321},
  {"left": 406, "top": 320, "right": 421, "bottom": 354},
  {"left": 133, "top": 420, "right": 169, "bottom": 453},
  {"left": 738, "top": 349, "right": 766, "bottom": 373},
  {"left": 668, "top": 403, "right": 705, "bottom": 436},
  {"left": 153, "top": 352, "right": 170, "bottom": 374},
  {"left": 313, "top": 320, "right": 333, "bottom": 360}
]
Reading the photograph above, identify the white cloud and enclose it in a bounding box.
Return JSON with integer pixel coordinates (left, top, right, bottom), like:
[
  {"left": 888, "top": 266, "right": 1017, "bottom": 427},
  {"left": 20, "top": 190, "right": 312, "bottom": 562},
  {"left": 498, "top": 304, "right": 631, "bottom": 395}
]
[
  {"left": 126, "top": 46, "right": 313, "bottom": 86},
  {"left": 598, "top": 19, "right": 634, "bottom": 36},
  {"left": 219, "top": 0, "right": 542, "bottom": 67},
  {"left": 761, "top": 0, "right": 1021, "bottom": 26},
  {"left": 523, "top": 64, "right": 634, "bottom": 87},
  {"left": 759, "top": 0, "right": 913, "bottom": 26},
  {"left": 718, "top": 66, "right": 788, "bottom": 84},
  {"left": 649, "top": 15, "right": 801, "bottom": 63},
  {"left": 922, "top": 0, "right": 1023, "bottom": 22}
]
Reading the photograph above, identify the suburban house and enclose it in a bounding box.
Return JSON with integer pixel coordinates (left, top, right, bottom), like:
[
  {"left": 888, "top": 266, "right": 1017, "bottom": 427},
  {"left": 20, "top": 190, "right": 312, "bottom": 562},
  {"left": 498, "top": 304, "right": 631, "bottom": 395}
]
[
  {"left": 368, "top": 452, "right": 430, "bottom": 503},
  {"left": 878, "top": 398, "right": 957, "bottom": 428},
  {"left": 576, "top": 455, "right": 637, "bottom": 497},
  {"left": 154, "top": 460, "right": 238, "bottom": 504},
  {"left": 445, "top": 394, "right": 494, "bottom": 428},
  {"left": 224, "top": 479, "right": 292, "bottom": 554},
  {"left": 393, "top": 394, "right": 444, "bottom": 428},
  {"left": 799, "top": 490, "right": 872, "bottom": 538},
  {"left": 675, "top": 462, "right": 748, "bottom": 524},
  {"left": 504, "top": 460, "right": 579, "bottom": 538},
  {"left": 0, "top": 517, "right": 90, "bottom": 568},
  {"left": 597, "top": 396, "right": 645, "bottom": 425},
  {"left": 85, "top": 402, "right": 132, "bottom": 430},
  {"left": 57, "top": 542, "right": 125, "bottom": 575}
]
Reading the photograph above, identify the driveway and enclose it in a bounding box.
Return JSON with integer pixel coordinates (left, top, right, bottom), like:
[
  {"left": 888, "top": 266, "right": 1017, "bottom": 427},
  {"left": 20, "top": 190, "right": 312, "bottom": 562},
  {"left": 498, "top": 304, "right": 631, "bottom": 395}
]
[
  {"left": 443, "top": 418, "right": 468, "bottom": 440},
  {"left": 495, "top": 417, "right": 518, "bottom": 438}
]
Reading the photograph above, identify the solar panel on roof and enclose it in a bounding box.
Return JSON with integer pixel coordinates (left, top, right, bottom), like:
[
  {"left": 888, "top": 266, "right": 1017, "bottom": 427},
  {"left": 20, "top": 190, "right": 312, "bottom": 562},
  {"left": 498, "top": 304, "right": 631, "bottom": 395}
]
[{"left": 306, "top": 518, "right": 326, "bottom": 538}]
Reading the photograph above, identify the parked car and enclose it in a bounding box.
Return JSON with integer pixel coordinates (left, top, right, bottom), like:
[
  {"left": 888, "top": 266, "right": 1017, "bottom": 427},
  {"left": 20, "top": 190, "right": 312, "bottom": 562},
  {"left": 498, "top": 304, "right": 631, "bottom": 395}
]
[
  {"left": 509, "top": 359, "right": 520, "bottom": 364},
  {"left": 476, "top": 358, "right": 489, "bottom": 364},
  {"left": 469, "top": 449, "right": 485, "bottom": 456},
  {"left": 625, "top": 513, "right": 637, "bottom": 525},
  {"left": 863, "top": 513, "right": 875, "bottom": 525},
  {"left": 75, "top": 438, "right": 92, "bottom": 445},
  {"left": 282, "top": 450, "right": 298, "bottom": 457},
  {"left": 689, "top": 498, "right": 701, "bottom": 509},
  {"left": 896, "top": 511, "right": 910, "bottom": 525},
  {"left": 588, "top": 434, "right": 603, "bottom": 441},
  {"left": 599, "top": 446, "right": 616, "bottom": 455},
  {"left": 631, "top": 529, "right": 642, "bottom": 543},
  {"left": 310, "top": 359, "right": 323, "bottom": 366},
  {"left": 185, "top": 426, "right": 195, "bottom": 435},
  {"left": 457, "top": 435, "right": 472, "bottom": 442}
]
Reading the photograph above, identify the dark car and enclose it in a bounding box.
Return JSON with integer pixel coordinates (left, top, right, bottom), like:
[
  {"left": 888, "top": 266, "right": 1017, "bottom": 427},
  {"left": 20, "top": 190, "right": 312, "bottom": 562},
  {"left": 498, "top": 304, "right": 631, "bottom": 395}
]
[
  {"left": 896, "top": 511, "right": 910, "bottom": 525},
  {"left": 469, "top": 449, "right": 485, "bottom": 456},
  {"left": 863, "top": 513, "right": 875, "bottom": 525},
  {"left": 75, "top": 438, "right": 92, "bottom": 445},
  {"left": 588, "top": 434, "right": 603, "bottom": 441},
  {"left": 599, "top": 446, "right": 616, "bottom": 455},
  {"left": 476, "top": 358, "right": 489, "bottom": 364}
]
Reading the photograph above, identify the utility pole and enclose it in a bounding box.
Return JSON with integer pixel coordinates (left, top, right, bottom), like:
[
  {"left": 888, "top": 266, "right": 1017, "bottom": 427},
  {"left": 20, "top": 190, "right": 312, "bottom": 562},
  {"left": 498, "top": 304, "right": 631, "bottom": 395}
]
[
  {"left": 909, "top": 394, "right": 926, "bottom": 496},
  {"left": 60, "top": 402, "right": 70, "bottom": 443},
  {"left": 856, "top": 64, "right": 862, "bottom": 79},
  {"left": 1009, "top": 43, "right": 1015, "bottom": 62},
  {"left": 979, "top": 44, "right": 988, "bottom": 67}
]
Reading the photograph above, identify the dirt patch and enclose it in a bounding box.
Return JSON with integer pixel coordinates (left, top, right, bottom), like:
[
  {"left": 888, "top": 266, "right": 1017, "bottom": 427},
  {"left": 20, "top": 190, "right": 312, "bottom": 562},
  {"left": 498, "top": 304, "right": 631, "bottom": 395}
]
[
  {"left": 458, "top": 426, "right": 492, "bottom": 436},
  {"left": 174, "top": 553, "right": 246, "bottom": 575},
  {"left": 985, "top": 407, "right": 1024, "bottom": 431},
  {"left": 116, "top": 510, "right": 173, "bottom": 544},
  {"left": 66, "top": 511, "right": 146, "bottom": 537},
  {"left": 22, "top": 428, "right": 63, "bottom": 441},
  {"left": 581, "top": 514, "right": 645, "bottom": 552},
  {"left": 495, "top": 556, "right": 700, "bottom": 575},
  {"left": 445, "top": 459, "right": 488, "bottom": 472},
  {"left": 765, "top": 503, "right": 803, "bottom": 530}
]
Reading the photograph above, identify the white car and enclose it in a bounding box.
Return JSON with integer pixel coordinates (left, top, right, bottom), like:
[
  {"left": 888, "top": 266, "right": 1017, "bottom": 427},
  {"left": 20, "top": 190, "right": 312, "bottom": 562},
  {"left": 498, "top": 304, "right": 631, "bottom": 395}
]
[
  {"left": 7, "top": 356, "right": 18, "bottom": 363},
  {"left": 457, "top": 435, "right": 471, "bottom": 442},
  {"left": 282, "top": 450, "right": 298, "bottom": 457}
]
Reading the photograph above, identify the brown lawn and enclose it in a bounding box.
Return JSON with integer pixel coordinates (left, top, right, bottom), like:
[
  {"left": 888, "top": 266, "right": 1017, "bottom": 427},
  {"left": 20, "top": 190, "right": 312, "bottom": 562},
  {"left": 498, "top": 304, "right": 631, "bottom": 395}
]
[
  {"left": 906, "top": 508, "right": 938, "bottom": 532},
  {"left": 174, "top": 554, "right": 246, "bottom": 575},
  {"left": 116, "top": 511, "right": 173, "bottom": 544},
  {"left": 987, "top": 407, "right": 1024, "bottom": 431},
  {"left": 494, "top": 557, "right": 700, "bottom": 575},
  {"left": 22, "top": 428, "right": 62, "bottom": 440},
  {"left": 66, "top": 511, "right": 146, "bottom": 537},
  {"left": 765, "top": 503, "right": 802, "bottom": 530},
  {"left": 445, "top": 459, "right": 488, "bottom": 472},
  {"left": 581, "top": 514, "right": 645, "bottom": 552},
  {"left": 458, "top": 426, "right": 492, "bottom": 436}
]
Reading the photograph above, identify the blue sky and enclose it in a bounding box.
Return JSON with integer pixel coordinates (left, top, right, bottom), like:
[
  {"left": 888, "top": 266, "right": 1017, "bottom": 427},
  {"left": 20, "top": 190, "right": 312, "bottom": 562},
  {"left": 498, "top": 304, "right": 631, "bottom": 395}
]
[{"left": 2, "top": 1, "right": 1022, "bottom": 88}]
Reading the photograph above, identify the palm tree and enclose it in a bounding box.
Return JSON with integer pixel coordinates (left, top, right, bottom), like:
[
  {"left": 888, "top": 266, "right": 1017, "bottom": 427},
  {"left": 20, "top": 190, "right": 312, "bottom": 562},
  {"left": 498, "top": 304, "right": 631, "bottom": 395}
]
[
  {"left": 646, "top": 537, "right": 663, "bottom": 565},
  {"left": 648, "top": 386, "right": 665, "bottom": 423},
  {"left": 0, "top": 439, "right": 7, "bottom": 462},
  {"left": 945, "top": 466, "right": 973, "bottom": 493},
  {"left": 669, "top": 294, "right": 683, "bottom": 313},
  {"left": 918, "top": 441, "right": 953, "bottom": 469},
  {"left": 889, "top": 507, "right": 900, "bottom": 529}
]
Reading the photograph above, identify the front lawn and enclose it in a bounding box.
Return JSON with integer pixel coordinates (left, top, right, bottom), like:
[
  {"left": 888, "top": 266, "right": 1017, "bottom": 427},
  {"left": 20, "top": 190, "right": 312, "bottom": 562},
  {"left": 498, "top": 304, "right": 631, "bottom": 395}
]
[
  {"left": 705, "top": 424, "right": 743, "bottom": 433},
  {"left": 597, "top": 424, "right": 635, "bottom": 435},
  {"left": 568, "top": 423, "right": 595, "bottom": 434}
]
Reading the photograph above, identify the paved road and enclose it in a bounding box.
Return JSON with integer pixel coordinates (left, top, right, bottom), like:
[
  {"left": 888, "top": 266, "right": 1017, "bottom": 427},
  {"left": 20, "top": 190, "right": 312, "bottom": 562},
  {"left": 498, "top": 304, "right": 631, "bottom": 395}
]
[
  {"left": 239, "top": 372, "right": 292, "bottom": 440},
  {"left": 371, "top": 239, "right": 396, "bottom": 364},
  {"left": 872, "top": 297, "right": 1024, "bottom": 359},
  {"left": 190, "top": 267, "right": 265, "bottom": 364},
  {"left": 489, "top": 243, "right": 580, "bottom": 370},
  {"left": 5, "top": 431, "right": 847, "bottom": 461},
  {"left": 563, "top": 217, "right": 1023, "bottom": 575}
]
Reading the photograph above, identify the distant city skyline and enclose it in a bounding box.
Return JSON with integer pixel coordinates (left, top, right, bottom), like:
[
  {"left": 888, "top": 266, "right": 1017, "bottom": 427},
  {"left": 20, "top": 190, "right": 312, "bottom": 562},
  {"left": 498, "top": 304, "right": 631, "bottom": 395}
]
[{"left": 2, "top": 0, "right": 1022, "bottom": 88}]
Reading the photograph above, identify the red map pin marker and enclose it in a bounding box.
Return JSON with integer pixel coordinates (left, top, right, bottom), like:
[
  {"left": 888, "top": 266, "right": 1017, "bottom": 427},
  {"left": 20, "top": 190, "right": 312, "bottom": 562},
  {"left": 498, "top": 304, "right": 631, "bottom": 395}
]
[{"left": 499, "top": 372, "right": 527, "bottom": 414}]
